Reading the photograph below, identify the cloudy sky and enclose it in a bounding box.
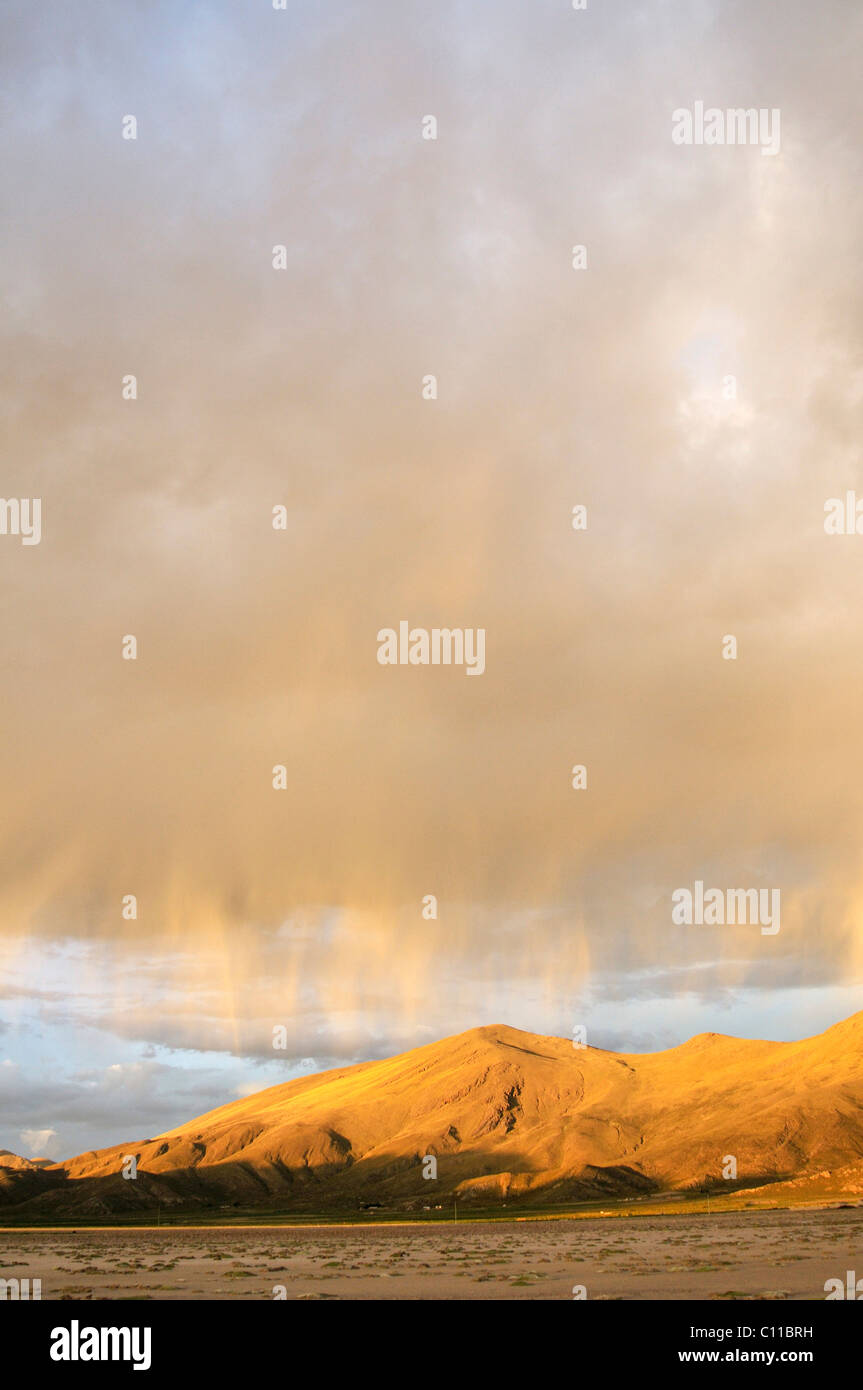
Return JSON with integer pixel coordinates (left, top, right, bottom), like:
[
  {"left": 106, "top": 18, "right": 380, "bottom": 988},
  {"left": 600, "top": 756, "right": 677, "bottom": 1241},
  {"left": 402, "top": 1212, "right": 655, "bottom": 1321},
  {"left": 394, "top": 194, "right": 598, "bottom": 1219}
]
[{"left": 1, "top": 0, "right": 862, "bottom": 1157}]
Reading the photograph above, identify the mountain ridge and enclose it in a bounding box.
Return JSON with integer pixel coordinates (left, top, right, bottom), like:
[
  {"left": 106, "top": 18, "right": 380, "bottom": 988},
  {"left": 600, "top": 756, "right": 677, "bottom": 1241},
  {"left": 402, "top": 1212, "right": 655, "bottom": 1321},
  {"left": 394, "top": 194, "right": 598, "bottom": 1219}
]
[{"left": 2, "top": 1014, "right": 862, "bottom": 1218}]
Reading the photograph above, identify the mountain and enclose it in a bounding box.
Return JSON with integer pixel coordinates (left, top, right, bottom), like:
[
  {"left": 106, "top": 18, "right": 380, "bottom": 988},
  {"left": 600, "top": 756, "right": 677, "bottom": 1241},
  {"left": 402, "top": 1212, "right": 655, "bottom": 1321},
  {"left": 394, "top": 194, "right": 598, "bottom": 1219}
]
[
  {"left": 0, "top": 1150, "right": 53, "bottom": 1169},
  {"left": 2, "top": 1013, "right": 862, "bottom": 1219}
]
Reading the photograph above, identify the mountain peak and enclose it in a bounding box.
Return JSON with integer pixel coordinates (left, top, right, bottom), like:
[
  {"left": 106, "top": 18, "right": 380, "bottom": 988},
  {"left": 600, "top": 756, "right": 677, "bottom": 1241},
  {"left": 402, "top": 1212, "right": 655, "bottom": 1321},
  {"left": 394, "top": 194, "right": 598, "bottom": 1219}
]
[{"left": 4, "top": 1011, "right": 862, "bottom": 1218}]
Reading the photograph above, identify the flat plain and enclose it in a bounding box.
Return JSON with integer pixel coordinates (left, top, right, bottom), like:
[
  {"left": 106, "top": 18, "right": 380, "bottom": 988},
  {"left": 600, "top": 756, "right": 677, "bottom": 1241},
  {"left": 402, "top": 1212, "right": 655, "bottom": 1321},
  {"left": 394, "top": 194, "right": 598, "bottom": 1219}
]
[{"left": 1, "top": 1207, "right": 859, "bottom": 1300}]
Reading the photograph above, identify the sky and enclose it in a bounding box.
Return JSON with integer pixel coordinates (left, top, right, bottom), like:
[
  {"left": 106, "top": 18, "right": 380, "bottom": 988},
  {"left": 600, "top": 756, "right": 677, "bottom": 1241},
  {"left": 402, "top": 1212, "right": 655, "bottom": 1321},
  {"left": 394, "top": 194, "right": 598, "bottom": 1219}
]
[{"left": 1, "top": 0, "right": 862, "bottom": 1158}]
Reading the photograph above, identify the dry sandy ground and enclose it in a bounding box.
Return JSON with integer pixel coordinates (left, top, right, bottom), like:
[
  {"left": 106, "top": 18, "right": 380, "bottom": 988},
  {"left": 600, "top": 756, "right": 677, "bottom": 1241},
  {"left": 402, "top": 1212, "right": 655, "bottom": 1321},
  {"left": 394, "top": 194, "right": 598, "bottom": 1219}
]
[{"left": 1, "top": 1208, "right": 859, "bottom": 1300}]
